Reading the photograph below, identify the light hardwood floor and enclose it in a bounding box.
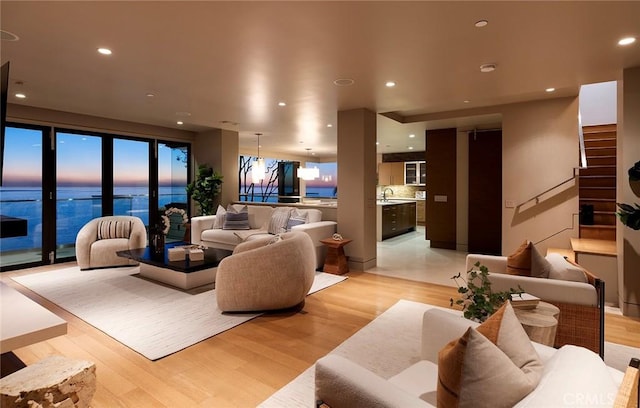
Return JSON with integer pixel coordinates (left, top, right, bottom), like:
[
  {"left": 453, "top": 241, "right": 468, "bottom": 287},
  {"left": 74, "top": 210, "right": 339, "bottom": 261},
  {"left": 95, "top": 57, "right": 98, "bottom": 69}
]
[{"left": 2, "top": 264, "right": 639, "bottom": 407}]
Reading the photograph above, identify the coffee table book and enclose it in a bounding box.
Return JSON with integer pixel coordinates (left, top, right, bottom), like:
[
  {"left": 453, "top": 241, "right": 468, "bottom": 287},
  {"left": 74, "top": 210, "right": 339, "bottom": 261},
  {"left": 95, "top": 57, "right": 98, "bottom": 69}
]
[{"left": 510, "top": 293, "right": 540, "bottom": 310}]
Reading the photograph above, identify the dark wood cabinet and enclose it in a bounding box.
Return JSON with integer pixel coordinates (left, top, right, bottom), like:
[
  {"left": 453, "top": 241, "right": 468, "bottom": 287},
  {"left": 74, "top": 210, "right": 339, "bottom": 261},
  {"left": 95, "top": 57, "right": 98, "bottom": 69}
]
[{"left": 381, "top": 202, "right": 416, "bottom": 239}]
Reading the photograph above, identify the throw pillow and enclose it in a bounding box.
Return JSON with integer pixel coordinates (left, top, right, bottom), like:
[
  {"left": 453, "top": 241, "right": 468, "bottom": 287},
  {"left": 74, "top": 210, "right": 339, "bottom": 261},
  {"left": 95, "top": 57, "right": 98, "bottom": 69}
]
[
  {"left": 437, "top": 302, "right": 543, "bottom": 408},
  {"left": 286, "top": 209, "right": 308, "bottom": 231},
  {"left": 545, "top": 253, "right": 588, "bottom": 283},
  {"left": 222, "top": 204, "right": 250, "bottom": 230},
  {"left": 97, "top": 219, "right": 131, "bottom": 240},
  {"left": 506, "top": 240, "right": 550, "bottom": 277},
  {"left": 213, "top": 205, "right": 226, "bottom": 229},
  {"left": 506, "top": 240, "right": 531, "bottom": 276},
  {"left": 268, "top": 208, "right": 291, "bottom": 234}
]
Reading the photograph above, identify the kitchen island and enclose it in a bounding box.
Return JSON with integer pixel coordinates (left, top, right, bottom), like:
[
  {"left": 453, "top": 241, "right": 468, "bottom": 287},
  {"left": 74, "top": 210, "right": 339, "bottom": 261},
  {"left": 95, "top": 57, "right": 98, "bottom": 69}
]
[{"left": 376, "top": 200, "right": 417, "bottom": 241}]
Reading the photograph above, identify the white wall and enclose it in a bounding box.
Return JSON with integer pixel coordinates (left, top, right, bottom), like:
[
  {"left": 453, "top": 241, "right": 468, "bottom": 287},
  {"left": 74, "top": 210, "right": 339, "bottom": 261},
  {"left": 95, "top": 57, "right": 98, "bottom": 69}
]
[{"left": 580, "top": 81, "right": 617, "bottom": 126}]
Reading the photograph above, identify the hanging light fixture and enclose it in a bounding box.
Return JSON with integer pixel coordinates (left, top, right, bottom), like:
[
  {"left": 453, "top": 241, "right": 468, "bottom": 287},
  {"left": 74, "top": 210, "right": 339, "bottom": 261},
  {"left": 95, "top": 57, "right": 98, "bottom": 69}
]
[
  {"left": 298, "top": 148, "right": 319, "bottom": 181},
  {"left": 251, "top": 133, "right": 266, "bottom": 182}
]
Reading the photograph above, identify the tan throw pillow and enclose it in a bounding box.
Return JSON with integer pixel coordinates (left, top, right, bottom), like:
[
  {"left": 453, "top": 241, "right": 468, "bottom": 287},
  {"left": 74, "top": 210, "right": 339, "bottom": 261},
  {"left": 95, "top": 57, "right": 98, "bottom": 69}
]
[
  {"left": 437, "top": 302, "right": 543, "bottom": 408},
  {"left": 531, "top": 244, "right": 551, "bottom": 278},
  {"left": 97, "top": 219, "right": 131, "bottom": 239},
  {"left": 506, "top": 240, "right": 531, "bottom": 276}
]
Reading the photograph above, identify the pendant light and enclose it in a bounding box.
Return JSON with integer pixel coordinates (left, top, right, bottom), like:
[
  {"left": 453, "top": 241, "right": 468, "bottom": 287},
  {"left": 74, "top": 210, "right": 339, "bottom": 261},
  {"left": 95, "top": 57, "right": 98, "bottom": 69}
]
[
  {"left": 298, "top": 148, "right": 319, "bottom": 181},
  {"left": 251, "top": 133, "right": 266, "bottom": 182}
]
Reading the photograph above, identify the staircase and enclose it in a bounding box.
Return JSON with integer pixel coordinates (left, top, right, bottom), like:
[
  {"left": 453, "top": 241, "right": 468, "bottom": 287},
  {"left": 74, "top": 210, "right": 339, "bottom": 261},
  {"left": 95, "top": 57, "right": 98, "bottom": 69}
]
[{"left": 579, "top": 124, "right": 617, "bottom": 241}]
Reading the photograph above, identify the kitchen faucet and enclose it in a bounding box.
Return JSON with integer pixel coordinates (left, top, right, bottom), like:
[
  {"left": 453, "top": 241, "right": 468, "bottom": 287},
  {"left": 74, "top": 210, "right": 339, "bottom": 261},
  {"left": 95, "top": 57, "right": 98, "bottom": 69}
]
[{"left": 382, "top": 187, "right": 394, "bottom": 202}]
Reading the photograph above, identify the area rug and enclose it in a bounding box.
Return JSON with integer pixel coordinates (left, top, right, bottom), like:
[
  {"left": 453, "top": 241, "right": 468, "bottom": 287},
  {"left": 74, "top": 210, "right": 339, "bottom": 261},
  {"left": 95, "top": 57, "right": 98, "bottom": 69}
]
[
  {"left": 258, "top": 299, "right": 640, "bottom": 407},
  {"left": 12, "top": 266, "right": 346, "bottom": 361}
]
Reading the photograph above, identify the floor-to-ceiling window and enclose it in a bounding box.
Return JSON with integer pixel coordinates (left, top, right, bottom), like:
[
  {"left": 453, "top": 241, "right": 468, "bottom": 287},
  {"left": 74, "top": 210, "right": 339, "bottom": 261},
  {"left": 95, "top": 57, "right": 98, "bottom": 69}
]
[
  {"left": 1, "top": 123, "right": 191, "bottom": 271},
  {"left": 55, "top": 131, "right": 102, "bottom": 260},
  {"left": 0, "top": 125, "right": 46, "bottom": 268},
  {"left": 158, "top": 142, "right": 189, "bottom": 242},
  {"left": 305, "top": 161, "right": 338, "bottom": 198},
  {"left": 113, "top": 138, "right": 150, "bottom": 225}
]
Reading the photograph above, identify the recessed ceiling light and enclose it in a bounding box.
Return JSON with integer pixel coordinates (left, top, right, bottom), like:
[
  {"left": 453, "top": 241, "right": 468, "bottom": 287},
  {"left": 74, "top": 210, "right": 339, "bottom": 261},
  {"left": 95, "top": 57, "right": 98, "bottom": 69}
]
[
  {"left": 146, "top": 93, "right": 155, "bottom": 98},
  {"left": 618, "top": 37, "right": 637, "bottom": 46},
  {"left": 327, "top": 123, "right": 333, "bottom": 128},
  {"left": 480, "top": 63, "right": 496, "bottom": 73},
  {"left": 278, "top": 101, "right": 286, "bottom": 107},
  {"left": 15, "top": 93, "right": 26, "bottom": 99},
  {"left": 408, "top": 146, "right": 414, "bottom": 150},
  {"left": 97, "top": 47, "right": 112, "bottom": 55},
  {"left": 376, "top": 142, "right": 380, "bottom": 145},
  {"left": 545, "top": 87, "right": 556, "bottom": 93},
  {"left": 464, "top": 100, "right": 470, "bottom": 103},
  {"left": 176, "top": 121, "right": 184, "bottom": 125},
  {"left": 475, "top": 20, "right": 488, "bottom": 28},
  {"left": 409, "top": 134, "right": 415, "bottom": 138},
  {"left": 385, "top": 81, "right": 396, "bottom": 87},
  {"left": 334, "top": 78, "right": 355, "bottom": 86}
]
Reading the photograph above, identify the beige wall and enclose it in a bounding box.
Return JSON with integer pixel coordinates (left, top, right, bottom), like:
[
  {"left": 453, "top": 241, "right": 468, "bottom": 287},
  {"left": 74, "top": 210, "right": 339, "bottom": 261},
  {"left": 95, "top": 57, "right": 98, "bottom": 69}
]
[
  {"left": 7, "top": 104, "right": 195, "bottom": 142},
  {"left": 501, "top": 97, "right": 580, "bottom": 255},
  {"left": 194, "top": 128, "right": 239, "bottom": 211},
  {"left": 337, "top": 108, "right": 377, "bottom": 270},
  {"left": 618, "top": 67, "right": 640, "bottom": 317}
]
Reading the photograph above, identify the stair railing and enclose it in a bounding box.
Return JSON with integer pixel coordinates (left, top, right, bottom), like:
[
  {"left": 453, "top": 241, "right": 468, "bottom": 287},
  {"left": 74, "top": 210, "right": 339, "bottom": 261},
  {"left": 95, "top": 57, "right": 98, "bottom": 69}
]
[
  {"left": 517, "top": 168, "right": 579, "bottom": 207},
  {"left": 533, "top": 212, "right": 579, "bottom": 246},
  {"left": 578, "top": 111, "right": 587, "bottom": 168}
]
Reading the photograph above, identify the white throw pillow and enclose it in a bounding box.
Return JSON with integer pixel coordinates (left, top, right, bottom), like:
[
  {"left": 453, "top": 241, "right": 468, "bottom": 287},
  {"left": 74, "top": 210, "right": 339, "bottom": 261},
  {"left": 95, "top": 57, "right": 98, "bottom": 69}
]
[
  {"left": 546, "top": 253, "right": 588, "bottom": 283},
  {"left": 515, "top": 345, "right": 619, "bottom": 407},
  {"left": 213, "top": 205, "right": 226, "bottom": 229},
  {"left": 286, "top": 209, "right": 308, "bottom": 231},
  {"left": 268, "top": 208, "right": 291, "bottom": 234}
]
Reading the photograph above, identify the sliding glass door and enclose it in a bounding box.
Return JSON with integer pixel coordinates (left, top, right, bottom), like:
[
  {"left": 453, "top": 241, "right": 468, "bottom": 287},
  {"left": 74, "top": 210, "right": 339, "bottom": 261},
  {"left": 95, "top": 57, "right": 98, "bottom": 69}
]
[
  {"left": 56, "top": 132, "right": 102, "bottom": 260},
  {"left": 0, "top": 126, "right": 46, "bottom": 268},
  {"left": 113, "top": 138, "right": 150, "bottom": 225}
]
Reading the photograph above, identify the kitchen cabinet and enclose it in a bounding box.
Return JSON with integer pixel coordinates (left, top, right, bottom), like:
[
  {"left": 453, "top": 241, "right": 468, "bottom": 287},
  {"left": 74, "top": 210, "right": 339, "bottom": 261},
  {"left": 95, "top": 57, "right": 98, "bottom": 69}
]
[
  {"left": 378, "top": 162, "right": 405, "bottom": 185},
  {"left": 405, "top": 161, "right": 426, "bottom": 185},
  {"left": 381, "top": 202, "right": 416, "bottom": 240},
  {"left": 416, "top": 200, "right": 426, "bottom": 225}
]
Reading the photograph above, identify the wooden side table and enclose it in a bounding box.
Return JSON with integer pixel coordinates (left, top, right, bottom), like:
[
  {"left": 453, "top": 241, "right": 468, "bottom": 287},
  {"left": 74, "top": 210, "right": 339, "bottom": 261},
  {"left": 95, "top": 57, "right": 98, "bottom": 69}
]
[
  {"left": 512, "top": 301, "right": 560, "bottom": 347},
  {"left": 319, "top": 238, "right": 352, "bottom": 275}
]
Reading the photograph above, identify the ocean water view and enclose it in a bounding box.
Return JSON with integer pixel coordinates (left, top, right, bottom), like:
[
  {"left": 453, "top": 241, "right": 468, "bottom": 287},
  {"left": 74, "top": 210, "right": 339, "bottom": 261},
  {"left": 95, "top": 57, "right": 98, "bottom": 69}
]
[
  {"left": 1, "top": 184, "right": 336, "bottom": 254},
  {"left": 0, "top": 186, "right": 186, "bottom": 252}
]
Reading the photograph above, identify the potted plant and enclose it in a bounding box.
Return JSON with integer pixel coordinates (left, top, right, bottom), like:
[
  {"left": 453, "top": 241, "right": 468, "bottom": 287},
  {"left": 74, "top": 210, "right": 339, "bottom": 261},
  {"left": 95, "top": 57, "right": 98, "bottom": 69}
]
[
  {"left": 186, "top": 164, "right": 223, "bottom": 216},
  {"left": 450, "top": 262, "right": 524, "bottom": 322}
]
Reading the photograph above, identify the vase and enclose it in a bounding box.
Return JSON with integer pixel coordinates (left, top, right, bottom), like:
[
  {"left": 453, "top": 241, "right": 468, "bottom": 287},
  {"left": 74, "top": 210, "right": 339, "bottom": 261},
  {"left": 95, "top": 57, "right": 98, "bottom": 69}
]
[{"left": 150, "top": 231, "right": 165, "bottom": 258}]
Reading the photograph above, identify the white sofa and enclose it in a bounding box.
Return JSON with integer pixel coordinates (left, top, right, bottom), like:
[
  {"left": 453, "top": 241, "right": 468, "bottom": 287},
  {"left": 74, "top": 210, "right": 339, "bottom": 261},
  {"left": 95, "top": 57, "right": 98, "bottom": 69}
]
[
  {"left": 466, "top": 253, "right": 605, "bottom": 356},
  {"left": 190, "top": 204, "right": 337, "bottom": 269},
  {"left": 315, "top": 306, "right": 631, "bottom": 408}
]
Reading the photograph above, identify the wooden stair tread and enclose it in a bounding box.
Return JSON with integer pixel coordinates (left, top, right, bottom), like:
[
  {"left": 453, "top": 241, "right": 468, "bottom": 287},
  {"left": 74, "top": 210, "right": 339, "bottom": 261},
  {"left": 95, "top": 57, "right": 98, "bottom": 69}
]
[
  {"left": 580, "top": 224, "right": 616, "bottom": 229},
  {"left": 570, "top": 237, "right": 617, "bottom": 256},
  {"left": 546, "top": 247, "right": 575, "bottom": 262}
]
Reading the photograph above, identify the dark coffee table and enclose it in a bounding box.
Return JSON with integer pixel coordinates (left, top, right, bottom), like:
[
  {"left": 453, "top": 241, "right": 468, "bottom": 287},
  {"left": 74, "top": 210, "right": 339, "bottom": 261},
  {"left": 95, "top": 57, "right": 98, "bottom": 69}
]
[{"left": 117, "top": 243, "right": 232, "bottom": 289}]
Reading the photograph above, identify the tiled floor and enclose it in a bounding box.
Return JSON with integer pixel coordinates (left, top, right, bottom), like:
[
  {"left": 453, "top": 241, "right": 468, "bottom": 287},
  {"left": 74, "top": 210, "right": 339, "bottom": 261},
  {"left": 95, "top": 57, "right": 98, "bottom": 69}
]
[{"left": 369, "top": 226, "right": 466, "bottom": 288}]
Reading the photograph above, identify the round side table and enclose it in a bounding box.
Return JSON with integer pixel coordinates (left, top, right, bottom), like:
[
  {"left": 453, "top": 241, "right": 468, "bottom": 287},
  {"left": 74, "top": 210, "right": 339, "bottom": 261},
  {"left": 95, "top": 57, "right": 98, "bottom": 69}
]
[
  {"left": 512, "top": 301, "right": 560, "bottom": 347},
  {"left": 319, "top": 237, "right": 352, "bottom": 275}
]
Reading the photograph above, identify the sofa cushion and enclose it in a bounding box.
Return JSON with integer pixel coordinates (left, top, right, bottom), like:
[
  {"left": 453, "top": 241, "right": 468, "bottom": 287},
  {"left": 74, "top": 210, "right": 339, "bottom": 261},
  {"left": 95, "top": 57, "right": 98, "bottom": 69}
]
[
  {"left": 437, "top": 302, "right": 543, "bottom": 408},
  {"left": 223, "top": 205, "right": 250, "bottom": 230},
  {"left": 514, "top": 345, "right": 619, "bottom": 407},
  {"left": 287, "top": 208, "right": 308, "bottom": 231},
  {"left": 213, "top": 205, "right": 226, "bottom": 229},
  {"left": 268, "top": 207, "right": 291, "bottom": 234},
  {"left": 506, "top": 240, "right": 551, "bottom": 278},
  {"left": 97, "top": 219, "right": 131, "bottom": 239},
  {"left": 546, "top": 253, "right": 588, "bottom": 283}
]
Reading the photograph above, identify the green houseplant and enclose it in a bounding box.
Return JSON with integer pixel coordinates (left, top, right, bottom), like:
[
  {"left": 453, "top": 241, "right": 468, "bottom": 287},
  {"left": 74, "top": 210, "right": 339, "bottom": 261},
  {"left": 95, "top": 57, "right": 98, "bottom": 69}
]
[
  {"left": 450, "top": 262, "right": 524, "bottom": 322},
  {"left": 186, "top": 164, "right": 223, "bottom": 216}
]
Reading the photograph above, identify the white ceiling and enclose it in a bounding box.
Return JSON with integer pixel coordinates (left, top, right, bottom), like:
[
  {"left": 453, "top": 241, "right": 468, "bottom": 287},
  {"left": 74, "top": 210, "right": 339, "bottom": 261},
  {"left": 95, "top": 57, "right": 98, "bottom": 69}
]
[{"left": 2, "top": 1, "right": 639, "bottom": 158}]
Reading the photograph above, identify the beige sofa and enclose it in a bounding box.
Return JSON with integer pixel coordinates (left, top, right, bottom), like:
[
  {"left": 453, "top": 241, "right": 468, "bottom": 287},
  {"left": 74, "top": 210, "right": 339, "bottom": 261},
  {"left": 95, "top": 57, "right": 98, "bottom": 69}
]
[
  {"left": 75, "top": 216, "right": 147, "bottom": 270},
  {"left": 215, "top": 232, "right": 316, "bottom": 312},
  {"left": 190, "top": 204, "right": 337, "bottom": 269},
  {"left": 466, "top": 253, "right": 605, "bottom": 356}
]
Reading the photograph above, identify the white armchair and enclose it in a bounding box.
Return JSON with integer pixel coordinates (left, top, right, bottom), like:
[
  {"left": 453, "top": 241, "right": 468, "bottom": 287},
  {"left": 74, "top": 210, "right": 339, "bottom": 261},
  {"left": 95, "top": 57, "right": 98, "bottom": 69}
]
[{"left": 75, "top": 216, "right": 147, "bottom": 270}]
